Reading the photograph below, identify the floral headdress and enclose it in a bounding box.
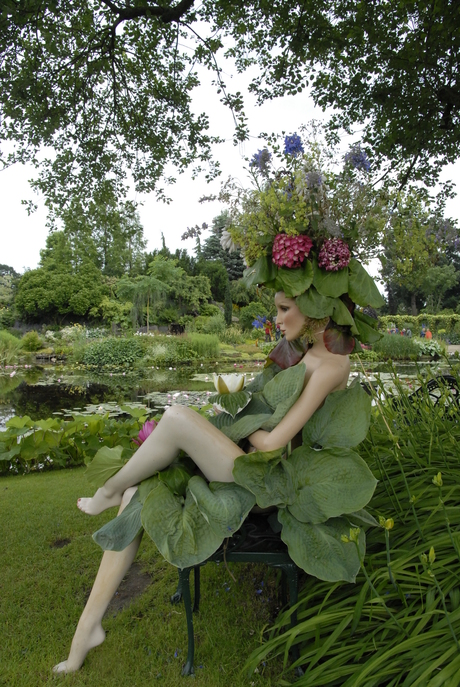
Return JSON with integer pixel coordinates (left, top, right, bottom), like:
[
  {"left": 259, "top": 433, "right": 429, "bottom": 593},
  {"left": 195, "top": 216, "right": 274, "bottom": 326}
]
[{"left": 220, "top": 132, "right": 385, "bottom": 357}]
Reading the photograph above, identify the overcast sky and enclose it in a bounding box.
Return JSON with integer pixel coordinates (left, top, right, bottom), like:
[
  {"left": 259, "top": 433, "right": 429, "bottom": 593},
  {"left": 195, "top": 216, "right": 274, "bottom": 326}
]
[{"left": 2, "top": 64, "right": 460, "bottom": 274}]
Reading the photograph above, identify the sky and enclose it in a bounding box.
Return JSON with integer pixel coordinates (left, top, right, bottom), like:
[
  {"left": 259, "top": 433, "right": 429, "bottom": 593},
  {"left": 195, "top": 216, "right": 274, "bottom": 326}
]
[{"left": 1, "top": 63, "right": 460, "bottom": 275}]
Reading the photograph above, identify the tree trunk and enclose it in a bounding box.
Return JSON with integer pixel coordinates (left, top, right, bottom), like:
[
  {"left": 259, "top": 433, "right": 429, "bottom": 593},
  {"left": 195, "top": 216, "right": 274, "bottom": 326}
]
[{"left": 411, "top": 292, "right": 418, "bottom": 316}]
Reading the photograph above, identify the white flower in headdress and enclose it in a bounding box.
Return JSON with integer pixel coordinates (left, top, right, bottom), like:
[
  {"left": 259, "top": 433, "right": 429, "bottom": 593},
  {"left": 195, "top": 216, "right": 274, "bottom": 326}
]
[{"left": 220, "top": 230, "right": 239, "bottom": 253}]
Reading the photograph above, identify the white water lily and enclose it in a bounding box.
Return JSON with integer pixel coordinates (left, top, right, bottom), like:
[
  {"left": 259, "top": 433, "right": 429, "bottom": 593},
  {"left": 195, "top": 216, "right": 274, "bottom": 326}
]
[{"left": 213, "top": 373, "right": 245, "bottom": 394}]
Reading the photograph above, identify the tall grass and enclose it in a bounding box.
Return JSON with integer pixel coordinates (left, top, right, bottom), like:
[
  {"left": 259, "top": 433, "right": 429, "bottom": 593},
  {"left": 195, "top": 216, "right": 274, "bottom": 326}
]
[
  {"left": 0, "top": 329, "right": 23, "bottom": 364},
  {"left": 245, "top": 362, "right": 460, "bottom": 686},
  {"left": 373, "top": 333, "right": 419, "bottom": 360},
  {"left": 186, "top": 333, "right": 220, "bottom": 358}
]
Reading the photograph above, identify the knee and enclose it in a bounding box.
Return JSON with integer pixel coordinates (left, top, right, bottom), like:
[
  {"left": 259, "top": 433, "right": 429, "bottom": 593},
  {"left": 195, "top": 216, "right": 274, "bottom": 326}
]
[{"left": 162, "top": 404, "right": 192, "bottom": 424}]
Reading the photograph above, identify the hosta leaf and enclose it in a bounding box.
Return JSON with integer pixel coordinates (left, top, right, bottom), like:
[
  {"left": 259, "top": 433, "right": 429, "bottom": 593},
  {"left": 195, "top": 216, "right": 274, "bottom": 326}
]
[
  {"left": 332, "top": 298, "right": 357, "bottom": 331},
  {"left": 345, "top": 509, "right": 379, "bottom": 528},
  {"left": 157, "top": 462, "right": 193, "bottom": 496},
  {"left": 233, "top": 449, "right": 294, "bottom": 508},
  {"left": 85, "top": 445, "right": 126, "bottom": 488},
  {"left": 262, "top": 363, "right": 306, "bottom": 410},
  {"left": 296, "top": 286, "right": 335, "bottom": 319},
  {"left": 313, "top": 260, "right": 348, "bottom": 298},
  {"left": 93, "top": 490, "right": 143, "bottom": 552},
  {"left": 275, "top": 260, "right": 313, "bottom": 298},
  {"left": 243, "top": 255, "right": 277, "bottom": 288},
  {"left": 286, "top": 446, "right": 377, "bottom": 524},
  {"left": 141, "top": 482, "right": 223, "bottom": 568},
  {"left": 208, "top": 390, "right": 252, "bottom": 418},
  {"left": 245, "top": 364, "right": 281, "bottom": 393},
  {"left": 348, "top": 258, "right": 385, "bottom": 308},
  {"left": 354, "top": 310, "right": 382, "bottom": 344},
  {"left": 187, "top": 476, "right": 256, "bottom": 537},
  {"left": 217, "top": 412, "right": 273, "bottom": 443},
  {"left": 278, "top": 510, "right": 365, "bottom": 582},
  {"left": 303, "top": 382, "right": 371, "bottom": 448}
]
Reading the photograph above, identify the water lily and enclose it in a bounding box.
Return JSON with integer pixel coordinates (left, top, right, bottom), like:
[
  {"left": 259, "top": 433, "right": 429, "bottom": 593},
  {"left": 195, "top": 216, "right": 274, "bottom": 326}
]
[
  {"left": 213, "top": 373, "right": 245, "bottom": 394},
  {"left": 133, "top": 419, "right": 158, "bottom": 447}
]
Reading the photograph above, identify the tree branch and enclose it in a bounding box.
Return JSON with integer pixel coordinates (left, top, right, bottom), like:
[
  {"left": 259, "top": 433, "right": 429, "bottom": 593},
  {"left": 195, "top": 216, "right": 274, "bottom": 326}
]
[{"left": 99, "top": 0, "right": 196, "bottom": 25}]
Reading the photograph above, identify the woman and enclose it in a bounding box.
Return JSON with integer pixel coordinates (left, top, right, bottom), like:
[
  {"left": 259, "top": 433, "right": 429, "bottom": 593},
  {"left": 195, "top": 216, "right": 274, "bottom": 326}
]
[{"left": 53, "top": 291, "right": 350, "bottom": 674}]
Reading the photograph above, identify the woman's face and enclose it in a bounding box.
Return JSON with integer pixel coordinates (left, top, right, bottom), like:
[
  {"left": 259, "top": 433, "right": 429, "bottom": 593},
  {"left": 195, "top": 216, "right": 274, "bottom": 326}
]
[{"left": 274, "top": 292, "right": 306, "bottom": 341}]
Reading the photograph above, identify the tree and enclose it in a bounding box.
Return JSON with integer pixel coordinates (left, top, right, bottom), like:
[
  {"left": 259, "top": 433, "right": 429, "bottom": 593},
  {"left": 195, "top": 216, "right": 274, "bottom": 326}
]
[
  {"left": 2, "top": 0, "right": 459, "bottom": 209},
  {"left": 421, "top": 265, "right": 458, "bottom": 313},
  {"left": 380, "top": 190, "right": 457, "bottom": 315}
]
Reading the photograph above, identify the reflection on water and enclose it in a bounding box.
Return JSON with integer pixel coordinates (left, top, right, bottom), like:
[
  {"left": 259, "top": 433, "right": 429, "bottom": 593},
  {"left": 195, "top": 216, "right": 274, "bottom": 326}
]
[{"left": 0, "top": 362, "right": 262, "bottom": 428}]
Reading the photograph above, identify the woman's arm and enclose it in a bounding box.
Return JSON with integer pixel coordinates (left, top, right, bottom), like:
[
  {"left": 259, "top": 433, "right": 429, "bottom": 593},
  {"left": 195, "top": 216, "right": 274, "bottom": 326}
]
[{"left": 248, "top": 364, "right": 347, "bottom": 452}]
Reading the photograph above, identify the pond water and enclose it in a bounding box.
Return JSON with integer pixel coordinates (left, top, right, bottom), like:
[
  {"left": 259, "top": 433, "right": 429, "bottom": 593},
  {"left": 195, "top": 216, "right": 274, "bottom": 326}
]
[{"left": 1, "top": 358, "right": 459, "bottom": 429}]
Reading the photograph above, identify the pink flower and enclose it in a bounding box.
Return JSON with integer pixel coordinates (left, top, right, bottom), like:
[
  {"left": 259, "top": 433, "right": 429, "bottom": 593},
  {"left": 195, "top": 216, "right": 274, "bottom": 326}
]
[
  {"left": 272, "top": 234, "right": 313, "bottom": 268},
  {"left": 317, "top": 238, "right": 351, "bottom": 271},
  {"left": 133, "top": 419, "right": 158, "bottom": 447}
]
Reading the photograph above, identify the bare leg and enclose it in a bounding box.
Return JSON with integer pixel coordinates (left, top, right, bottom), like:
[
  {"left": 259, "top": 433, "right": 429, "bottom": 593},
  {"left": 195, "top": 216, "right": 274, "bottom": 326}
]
[
  {"left": 53, "top": 487, "right": 142, "bottom": 674},
  {"left": 78, "top": 405, "right": 243, "bottom": 515}
]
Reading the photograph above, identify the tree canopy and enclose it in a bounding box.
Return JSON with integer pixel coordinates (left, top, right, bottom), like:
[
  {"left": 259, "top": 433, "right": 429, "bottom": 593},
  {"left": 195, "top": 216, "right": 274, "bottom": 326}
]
[{"left": 2, "top": 0, "right": 459, "bottom": 211}]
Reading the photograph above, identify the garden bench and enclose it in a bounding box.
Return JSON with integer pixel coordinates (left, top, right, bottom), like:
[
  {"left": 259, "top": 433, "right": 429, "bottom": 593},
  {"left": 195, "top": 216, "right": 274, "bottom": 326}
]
[
  {"left": 361, "top": 374, "right": 460, "bottom": 415},
  {"left": 170, "top": 512, "right": 300, "bottom": 676}
]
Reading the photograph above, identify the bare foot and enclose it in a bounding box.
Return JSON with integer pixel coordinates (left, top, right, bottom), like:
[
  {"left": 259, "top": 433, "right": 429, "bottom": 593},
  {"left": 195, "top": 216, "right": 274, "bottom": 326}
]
[
  {"left": 52, "top": 623, "right": 106, "bottom": 673},
  {"left": 77, "top": 486, "right": 122, "bottom": 515}
]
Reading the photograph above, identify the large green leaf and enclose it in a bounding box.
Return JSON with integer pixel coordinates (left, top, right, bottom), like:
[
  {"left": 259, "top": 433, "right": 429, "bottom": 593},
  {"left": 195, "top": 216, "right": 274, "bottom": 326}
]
[
  {"left": 302, "top": 382, "right": 371, "bottom": 448},
  {"left": 233, "top": 449, "right": 294, "bottom": 508},
  {"left": 275, "top": 260, "right": 313, "bottom": 298},
  {"left": 245, "top": 364, "right": 281, "bottom": 393},
  {"left": 187, "top": 476, "right": 256, "bottom": 537},
  {"left": 296, "top": 286, "right": 336, "bottom": 318},
  {"left": 278, "top": 510, "right": 365, "bottom": 582},
  {"left": 243, "top": 255, "right": 277, "bottom": 288},
  {"left": 85, "top": 445, "right": 126, "bottom": 488},
  {"left": 209, "top": 393, "right": 273, "bottom": 442},
  {"left": 141, "top": 482, "right": 223, "bottom": 568},
  {"left": 286, "top": 446, "right": 378, "bottom": 524},
  {"left": 92, "top": 491, "right": 143, "bottom": 552},
  {"left": 354, "top": 310, "right": 382, "bottom": 344},
  {"left": 348, "top": 258, "right": 385, "bottom": 308},
  {"left": 259, "top": 363, "right": 306, "bottom": 431},
  {"left": 313, "top": 259, "right": 348, "bottom": 298},
  {"left": 208, "top": 390, "right": 252, "bottom": 418},
  {"left": 157, "top": 462, "right": 193, "bottom": 496},
  {"left": 331, "top": 298, "right": 357, "bottom": 330}
]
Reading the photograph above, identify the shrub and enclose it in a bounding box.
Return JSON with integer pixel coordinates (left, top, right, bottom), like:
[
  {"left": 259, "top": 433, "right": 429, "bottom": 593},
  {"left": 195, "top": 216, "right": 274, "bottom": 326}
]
[
  {"left": 372, "top": 333, "right": 419, "bottom": 360},
  {"left": 199, "top": 304, "right": 222, "bottom": 317},
  {"left": 219, "top": 325, "right": 245, "bottom": 345},
  {"left": 155, "top": 305, "right": 180, "bottom": 325},
  {"left": 239, "top": 303, "right": 269, "bottom": 331},
  {"left": 0, "top": 330, "right": 23, "bottom": 364},
  {"left": 186, "top": 333, "right": 220, "bottom": 358},
  {"left": 189, "top": 314, "right": 226, "bottom": 336},
  {"left": 83, "top": 337, "right": 144, "bottom": 368},
  {"left": 413, "top": 337, "right": 446, "bottom": 357},
  {"left": 20, "top": 330, "right": 43, "bottom": 352}
]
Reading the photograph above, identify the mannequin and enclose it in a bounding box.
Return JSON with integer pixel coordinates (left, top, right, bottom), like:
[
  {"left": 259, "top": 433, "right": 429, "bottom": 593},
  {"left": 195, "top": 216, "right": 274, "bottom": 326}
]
[{"left": 53, "top": 291, "right": 350, "bottom": 673}]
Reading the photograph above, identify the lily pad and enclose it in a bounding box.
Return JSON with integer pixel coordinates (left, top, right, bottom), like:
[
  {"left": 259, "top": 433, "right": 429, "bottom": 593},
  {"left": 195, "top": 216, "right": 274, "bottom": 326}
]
[{"left": 279, "top": 510, "right": 365, "bottom": 582}]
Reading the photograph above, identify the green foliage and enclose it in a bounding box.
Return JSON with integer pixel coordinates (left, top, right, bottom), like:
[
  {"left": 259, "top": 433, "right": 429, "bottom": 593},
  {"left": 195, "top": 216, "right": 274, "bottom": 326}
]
[
  {"left": 238, "top": 303, "right": 269, "bottom": 331},
  {"left": 413, "top": 338, "right": 446, "bottom": 358},
  {"left": 218, "top": 325, "right": 245, "bottom": 345},
  {"left": 380, "top": 313, "right": 460, "bottom": 335},
  {"left": 0, "top": 330, "right": 23, "bottom": 364},
  {"left": 189, "top": 314, "right": 226, "bottom": 336},
  {"left": 90, "top": 296, "right": 133, "bottom": 330},
  {"left": 83, "top": 337, "right": 144, "bottom": 368},
  {"left": 245, "top": 368, "right": 460, "bottom": 684},
  {"left": 20, "top": 330, "right": 43, "bottom": 352},
  {"left": 224, "top": 281, "right": 233, "bottom": 326},
  {"left": 186, "top": 333, "right": 220, "bottom": 359},
  {"left": 372, "top": 333, "right": 419, "bottom": 360},
  {"left": 196, "top": 259, "right": 228, "bottom": 302},
  {"left": 199, "top": 304, "right": 222, "bottom": 317},
  {"left": 0, "top": 409, "right": 155, "bottom": 475}
]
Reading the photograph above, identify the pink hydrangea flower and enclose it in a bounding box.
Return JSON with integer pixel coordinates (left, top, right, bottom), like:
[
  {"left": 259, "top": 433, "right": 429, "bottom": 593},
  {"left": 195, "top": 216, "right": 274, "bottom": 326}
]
[
  {"left": 133, "top": 419, "right": 158, "bottom": 447},
  {"left": 271, "top": 234, "right": 313, "bottom": 268},
  {"left": 317, "top": 238, "right": 351, "bottom": 272}
]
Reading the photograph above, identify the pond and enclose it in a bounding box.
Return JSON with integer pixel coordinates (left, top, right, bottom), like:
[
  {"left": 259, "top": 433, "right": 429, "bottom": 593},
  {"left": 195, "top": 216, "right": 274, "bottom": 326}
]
[
  {"left": 1, "top": 358, "right": 459, "bottom": 429},
  {"left": 0, "top": 360, "right": 266, "bottom": 428}
]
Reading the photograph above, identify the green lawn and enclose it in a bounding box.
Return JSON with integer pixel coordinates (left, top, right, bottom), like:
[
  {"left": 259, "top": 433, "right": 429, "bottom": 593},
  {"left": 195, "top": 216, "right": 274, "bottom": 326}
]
[{"left": 1, "top": 468, "right": 284, "bottom": 687}]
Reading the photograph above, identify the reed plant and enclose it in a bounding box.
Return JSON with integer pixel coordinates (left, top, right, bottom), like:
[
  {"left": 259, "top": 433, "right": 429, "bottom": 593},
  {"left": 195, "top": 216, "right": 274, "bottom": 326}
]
[
  {"left": 373, "top": 333, "right": 419, "bottom": 360},
  {"left": 245, "top": 362, "right": 460, "bottom": 686},
  {"left": 0, "top": 329, "right": 23, "bottom": 364},
  {"left": 186, "top": 332, "right": 220, "bottom": 358}
]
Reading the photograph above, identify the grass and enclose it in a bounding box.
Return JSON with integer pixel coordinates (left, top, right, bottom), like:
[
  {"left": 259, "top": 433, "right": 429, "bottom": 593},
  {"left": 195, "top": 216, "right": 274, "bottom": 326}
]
[{"left": 1, "top": 468, "right": 284, "bottom": 687}]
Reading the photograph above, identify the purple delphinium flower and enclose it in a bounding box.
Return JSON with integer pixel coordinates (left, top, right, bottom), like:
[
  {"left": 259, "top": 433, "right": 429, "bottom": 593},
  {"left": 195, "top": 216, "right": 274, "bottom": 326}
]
[
  {"left": 344, "top": 145, "right": 371, "bottom": 172},
  {"left": 133, "top": 418, "right": 158, "bottom": 447},
  {"left": 250, "top": 148, "right": 272, "bottom": 174},
  {"left": 284, "top": 133, "right": 304, "bottom": 157}
]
